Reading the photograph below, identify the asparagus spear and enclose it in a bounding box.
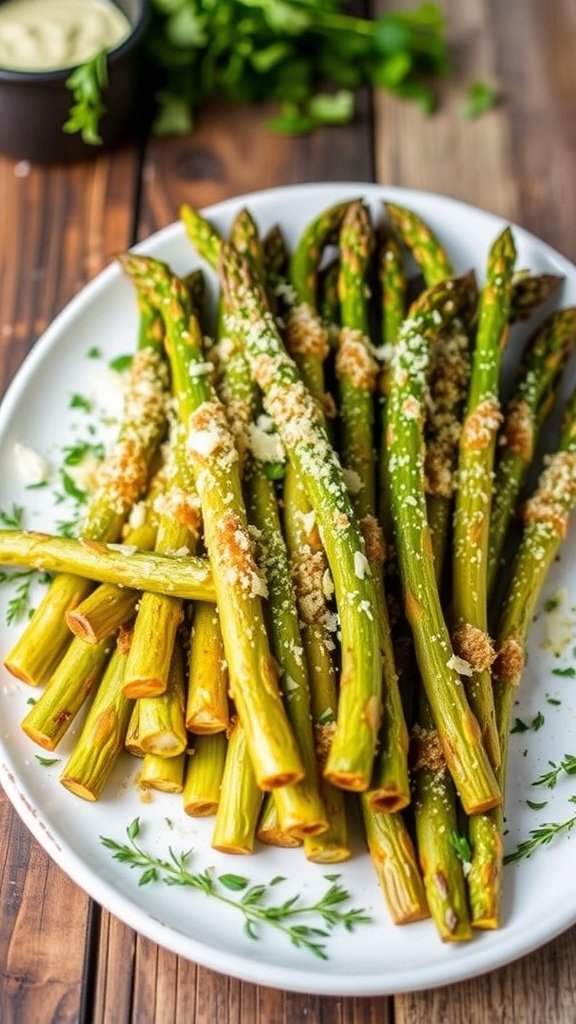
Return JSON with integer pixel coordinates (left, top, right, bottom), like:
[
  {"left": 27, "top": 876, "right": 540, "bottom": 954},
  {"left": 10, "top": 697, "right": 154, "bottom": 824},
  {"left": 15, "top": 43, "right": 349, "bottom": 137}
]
[
  {"left": 220, "top": 243, "right": 382, "bottom": 793},
  {"left": 211, "top": 717, "right": 263, "bottom": 855},
  {"left": 385, "top": 202, "right": 453, "bottom": 286},
  {"left": 5, "top": 304, "right": 169, "bottom": 685},
  {"left": 469, "top": 387, "right": 576, "bottom": 927},
  {"left": 21, "top": 633, "right": 113, "bottom": 749},
  {"left": 362, "top": 795, "right": 430, "bottom": 925},
  {"left": 125, "top": 641, "right": 187, "bottom": 757},
  {"left": 0, "top": 530, "right": 215, "bottom": 600},
  {"left": 509, "top": 270, "right": 562, "bottom": 323},
  {"left": 336, "top": 201, "right": 409, "bottom": 810},
  {"left": 138, "top": 753, "right": 185, "bottom": 793},
  {"left": 222, "top": 208, "right": 328, "bottom": 839},
  {"left": 183, "top": 733, "right": 227, "bottom": 816},
  {"left": 60, "top": 628, "right": 134, "bottom": 801},
  {"left": 452, "top": 227, "right": 516, "bottom": 769},
  {"left": 386, "top": 275, "right": 501, "bottom": 815},
  {"left": 487, "top": 307, "right": 576, "bottom": 595},
  {"left": 186, "top": 602, "right": 229, "bottom": 734},
  {"left": 120, "top": 253, "right": 304, "bottom": 791}
]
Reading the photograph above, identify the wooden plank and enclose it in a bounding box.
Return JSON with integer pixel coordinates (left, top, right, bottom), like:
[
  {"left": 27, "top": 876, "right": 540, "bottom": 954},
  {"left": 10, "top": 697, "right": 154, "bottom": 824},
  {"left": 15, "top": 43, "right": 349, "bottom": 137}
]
[{"left": 0, "top": 144, "right": 141, "bottom": 1024}]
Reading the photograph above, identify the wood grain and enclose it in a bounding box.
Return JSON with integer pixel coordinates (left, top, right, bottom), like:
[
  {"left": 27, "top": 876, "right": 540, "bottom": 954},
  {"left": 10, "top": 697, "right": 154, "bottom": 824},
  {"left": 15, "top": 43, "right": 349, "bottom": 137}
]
[{"left": 0, "top": 144, "right": 140, "bottom": 1024}]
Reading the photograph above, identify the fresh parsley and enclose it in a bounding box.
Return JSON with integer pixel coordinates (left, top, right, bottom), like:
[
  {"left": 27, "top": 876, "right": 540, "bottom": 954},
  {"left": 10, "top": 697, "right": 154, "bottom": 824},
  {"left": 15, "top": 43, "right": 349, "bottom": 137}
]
[
  {"left": 552, "top": 666, "right": 576, "bottom": 678},
  {"left": 108, "top": 354, "right": 134, "bottom": 372},
  {"left": 101, "top": 818, "right": 371, "bottom": 959},
  {"left": 448, "top": 830, "right": 471, "bottom": 863},
  {"left": 70, "top": 393, "right": 92, "bottom": 413},
  {"left": 64, "top": 3, "right": 495, "bottom": 145},
  {"left": 63, "top": 49, "right": 108, "bottom": 145}
]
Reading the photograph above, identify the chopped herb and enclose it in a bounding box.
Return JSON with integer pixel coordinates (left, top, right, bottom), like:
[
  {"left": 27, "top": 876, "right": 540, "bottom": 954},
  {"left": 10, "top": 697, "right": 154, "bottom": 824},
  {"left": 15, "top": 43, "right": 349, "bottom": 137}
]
[
  {"left": 552, "top": 666, "right": 576, "bottom": 678},
  {"left": 460, "top": 80, "right": 497, "bottom": 119},
  {"left": 504, "top": 797, "right": 576, "bottom": 863},
  {"left": 108, "top": 354, "right": 133, "bottom": 372},
  {"left": 62, "top": 440, "right": 105, "bottom": 466},
  {"left": 35, "top": 755, "right": 60, "bottom": 767},
  {"left": 70, "top": 393, "right": 92, "bottom": 412},
  {"left": 526, "top": 799, "right": 548, "bottom": 811},
  {"left": 87, "top": 346, "right": 102, "bottom": 359},
  {"left": 57, "top": 470, "right": 88, "bottom": 505},
  {"left": 101, "top": 818, "right": 371, "bottom": 960},
  {"left": 532, "top": 711, "right": 545, "bottom": 732},
  {"left": 0, "top": 504, "right": 24, "bottom": 529},
  {"left": 546, "top": 697, "right": 562, "bottom": 706},
  {"left": 448, "top": 831, "right": 471, "bottom": 863},
  {"left": 511, "top": 717, "right": 529, "bottom": 734},
  {"left": 0, "top": 568, "right": 50, "bottom": 625},
  {"left": 544, "top": 595, "right": 561, "bottom": 613},
  {"left": 26, "top": 697, "right": 37, "bottom": 706}
]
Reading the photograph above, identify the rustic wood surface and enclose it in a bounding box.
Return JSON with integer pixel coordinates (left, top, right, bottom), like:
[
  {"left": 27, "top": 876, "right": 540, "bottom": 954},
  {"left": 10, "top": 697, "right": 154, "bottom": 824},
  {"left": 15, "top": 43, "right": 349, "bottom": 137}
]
[{"left": 1, "top": 1, "right": 576, "bottom": 1020}]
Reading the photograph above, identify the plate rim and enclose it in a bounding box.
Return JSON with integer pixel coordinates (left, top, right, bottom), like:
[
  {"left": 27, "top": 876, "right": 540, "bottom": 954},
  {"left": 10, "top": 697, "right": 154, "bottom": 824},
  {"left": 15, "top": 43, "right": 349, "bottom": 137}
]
[{"left": 1, "top": 180, "right": 576, "bottom": 997}]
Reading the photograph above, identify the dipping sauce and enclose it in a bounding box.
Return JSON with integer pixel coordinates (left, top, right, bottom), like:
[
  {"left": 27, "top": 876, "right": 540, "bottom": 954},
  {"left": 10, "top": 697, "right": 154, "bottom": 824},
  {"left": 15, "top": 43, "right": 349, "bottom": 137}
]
[{"left": 0, "top": 0, "right": 131, "bottom": 72}]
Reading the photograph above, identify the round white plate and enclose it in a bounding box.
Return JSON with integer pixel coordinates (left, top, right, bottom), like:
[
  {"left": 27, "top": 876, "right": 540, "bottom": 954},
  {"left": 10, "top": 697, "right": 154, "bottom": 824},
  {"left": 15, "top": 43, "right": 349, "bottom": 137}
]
[{"left": 0, "top": 183, "right": 575, "bottom": 996}]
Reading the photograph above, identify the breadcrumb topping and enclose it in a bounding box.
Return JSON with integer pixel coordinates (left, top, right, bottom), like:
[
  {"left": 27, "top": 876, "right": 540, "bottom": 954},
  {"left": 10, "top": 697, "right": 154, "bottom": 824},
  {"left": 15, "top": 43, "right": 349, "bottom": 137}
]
[
  {"left": 502, "top": 398, "right": 534, "bottom": 460},
  {"left": 314, "top": 721, "right": 337, "bottom": 768},
  {"left": 462, "top": 396, "right": 503, "bottom": 452},
  {"left": 212, "top": 509, "right": 268, "bottom": 599},
  {"left": 522, "top": 451, "right": 576, "bottom": 537},
  {"left": 411, "top": 724, "right": 446, "bottom": 774},
  {"left": 360, "top": 514, "right": 385, "bottom": 564},
  {"left": 452, "top": 623, "right": 495, "bottom": 672},
  {"left": 336, "top": 327, "right": 378, "bottom": 392},
  {"left": 493, "top": 635, "right": 525, "bottom": 683},
  {"left": 285, "top": 303, "right": 330, "bottom": 361}
]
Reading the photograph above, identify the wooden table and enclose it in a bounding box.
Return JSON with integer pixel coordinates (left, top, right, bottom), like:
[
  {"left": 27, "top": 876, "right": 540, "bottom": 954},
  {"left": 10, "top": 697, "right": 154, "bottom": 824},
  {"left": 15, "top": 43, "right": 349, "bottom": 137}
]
[{"left": 1, "top": 1, "right": 576, "bottom": 1020}]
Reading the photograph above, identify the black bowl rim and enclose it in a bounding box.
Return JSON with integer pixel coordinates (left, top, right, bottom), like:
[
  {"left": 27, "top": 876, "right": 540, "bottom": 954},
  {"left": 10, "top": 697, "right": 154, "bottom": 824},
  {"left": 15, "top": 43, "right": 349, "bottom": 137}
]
[{"left": 0, "top": 0, "right": 149, "bottom": 83}]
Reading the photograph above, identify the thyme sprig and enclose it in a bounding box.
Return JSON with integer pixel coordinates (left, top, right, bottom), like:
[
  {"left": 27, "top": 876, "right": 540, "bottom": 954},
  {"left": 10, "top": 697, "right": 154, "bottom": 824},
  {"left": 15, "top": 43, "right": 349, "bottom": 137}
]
[
  {"left": 504, "top": 797, "right": 576, "bottom": 864},
  {"left": 101, "top": 818, "right": 371, "bottom": 959},
  {"left": 532, "top": 755, "right": 576, "bottom": 790},
  {"left": 0, "top": 569, "right": 51, "bottom": 624}
]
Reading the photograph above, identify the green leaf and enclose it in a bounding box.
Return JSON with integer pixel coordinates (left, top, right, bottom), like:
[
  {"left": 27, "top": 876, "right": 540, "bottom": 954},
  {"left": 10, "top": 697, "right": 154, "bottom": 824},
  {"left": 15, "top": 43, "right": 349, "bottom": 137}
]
[
  {"left": 127, "top": 817, "right": 141, "bottom": 841},
  {"left": 35, "top": 755, "right": 60, "bottom": 767},
  {"left": 218, "top": 874, "right": 249, "bottom": 892},
  {"left": 526, "top": 799, "right": 548, "bottom": 811},
  {"left": 552, "top": 666, "right": 576, "bottom": 678},
  {"left": 0, "top": 504, "right": 24, "bottom": 529},
  {"left": 153, "top": 93, "right": 194, "bottom": 137},
  {"left": 460, "top": 81, "right": 497, "bottom": 120},
  {"left": 87, "top": 346, "right": 102, "bottom": 359},
  {"left": 306, "top": 90, "right": 354, "bottom": 126},
  {"left": 532, "top": 710, "right": 545, "bottom": 731},
  {"left": 108, "top": 354, "right": 134, "bottom": 372},
  {"left": 70, "top": 393, "right": 92, "bottom": 412},
  {"left": 448, "top": 831, "right": 472, "bottom": 863}
]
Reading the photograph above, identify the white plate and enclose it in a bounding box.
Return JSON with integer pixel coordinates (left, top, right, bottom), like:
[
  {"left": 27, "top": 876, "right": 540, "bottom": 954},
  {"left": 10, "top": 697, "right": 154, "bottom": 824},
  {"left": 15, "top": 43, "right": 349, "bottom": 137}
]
[{"left": 0, "top": 183, "right": 575, "bottom": 997}]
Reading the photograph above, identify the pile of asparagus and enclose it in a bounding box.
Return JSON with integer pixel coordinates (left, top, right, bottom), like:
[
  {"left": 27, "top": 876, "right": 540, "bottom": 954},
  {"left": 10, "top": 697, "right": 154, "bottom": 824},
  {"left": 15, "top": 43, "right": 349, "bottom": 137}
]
[{"left": 1, "top": 197, "right": 576, "bottom": 943}]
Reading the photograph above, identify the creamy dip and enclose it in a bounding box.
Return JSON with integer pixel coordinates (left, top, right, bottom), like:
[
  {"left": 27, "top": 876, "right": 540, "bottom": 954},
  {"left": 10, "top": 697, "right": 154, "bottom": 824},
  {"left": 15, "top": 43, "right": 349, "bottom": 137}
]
[{"left": 0, "top": 0, "right": 131, "bottom": 72}]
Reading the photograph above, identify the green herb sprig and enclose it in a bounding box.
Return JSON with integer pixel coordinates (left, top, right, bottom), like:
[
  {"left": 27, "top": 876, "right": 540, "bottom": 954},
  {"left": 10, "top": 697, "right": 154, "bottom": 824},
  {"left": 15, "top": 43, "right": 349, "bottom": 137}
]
[
  {"left": 504, "top": 797, "right": 576, "bottom": 864},
  {"left": 532, "top": 755, "right": 576, "bottom": 790},
  {"left": 101, "top": 818, "right": 371, "bottom": 959},
  {"left": 63, "top": 50, "right": 108, "bottom": 146}
]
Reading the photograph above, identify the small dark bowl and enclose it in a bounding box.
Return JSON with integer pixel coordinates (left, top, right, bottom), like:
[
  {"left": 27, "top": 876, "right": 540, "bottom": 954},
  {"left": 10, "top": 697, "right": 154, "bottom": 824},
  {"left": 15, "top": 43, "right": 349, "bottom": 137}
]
[{"left": 0, "top": 0, "right": 148, "bottom": 163}]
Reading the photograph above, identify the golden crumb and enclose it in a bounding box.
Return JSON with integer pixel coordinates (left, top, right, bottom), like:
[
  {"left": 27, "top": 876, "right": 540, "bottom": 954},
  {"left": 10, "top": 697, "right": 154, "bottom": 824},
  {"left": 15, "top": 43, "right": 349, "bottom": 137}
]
[
  {"left": 212, "top": 510, "right": 268, "bottom": 599},
  {"left": 462, "top": 396, "right": 503, "bottom": 452},
  {"left": 94, "top": 439, "right": 149, "bottom": 516},
  {"left": 452, "top": 623, "right": 496, "bottom": 672},
  {"left": 502, "top": 398, "right": 534, "bottom": 460},
  {"left": 322, "top": 391, "right": 338, "bottom": 419},
  {"left": 314, "top": 721, "right": 337, "bottom": 768},
  {"left": 285, "top": 303, "right": 330, "bottom": 361},
  {"left": 493, "top": 635, "right": 525, "bottom": 683},
  {"left": 523, "top": 451, "right": 576, "bottom": 537},
  {"left": 336, "top": 328, "right": 378, "bottom": 392},
  {"left": 411, "top": 725, "right": 446, "bottom": 774},
  {"left": 361, "top": 514, "right": 386, "bottom": 564},
  {"left": 291, "top": 550, "right": 327, "bottom": 625}
]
